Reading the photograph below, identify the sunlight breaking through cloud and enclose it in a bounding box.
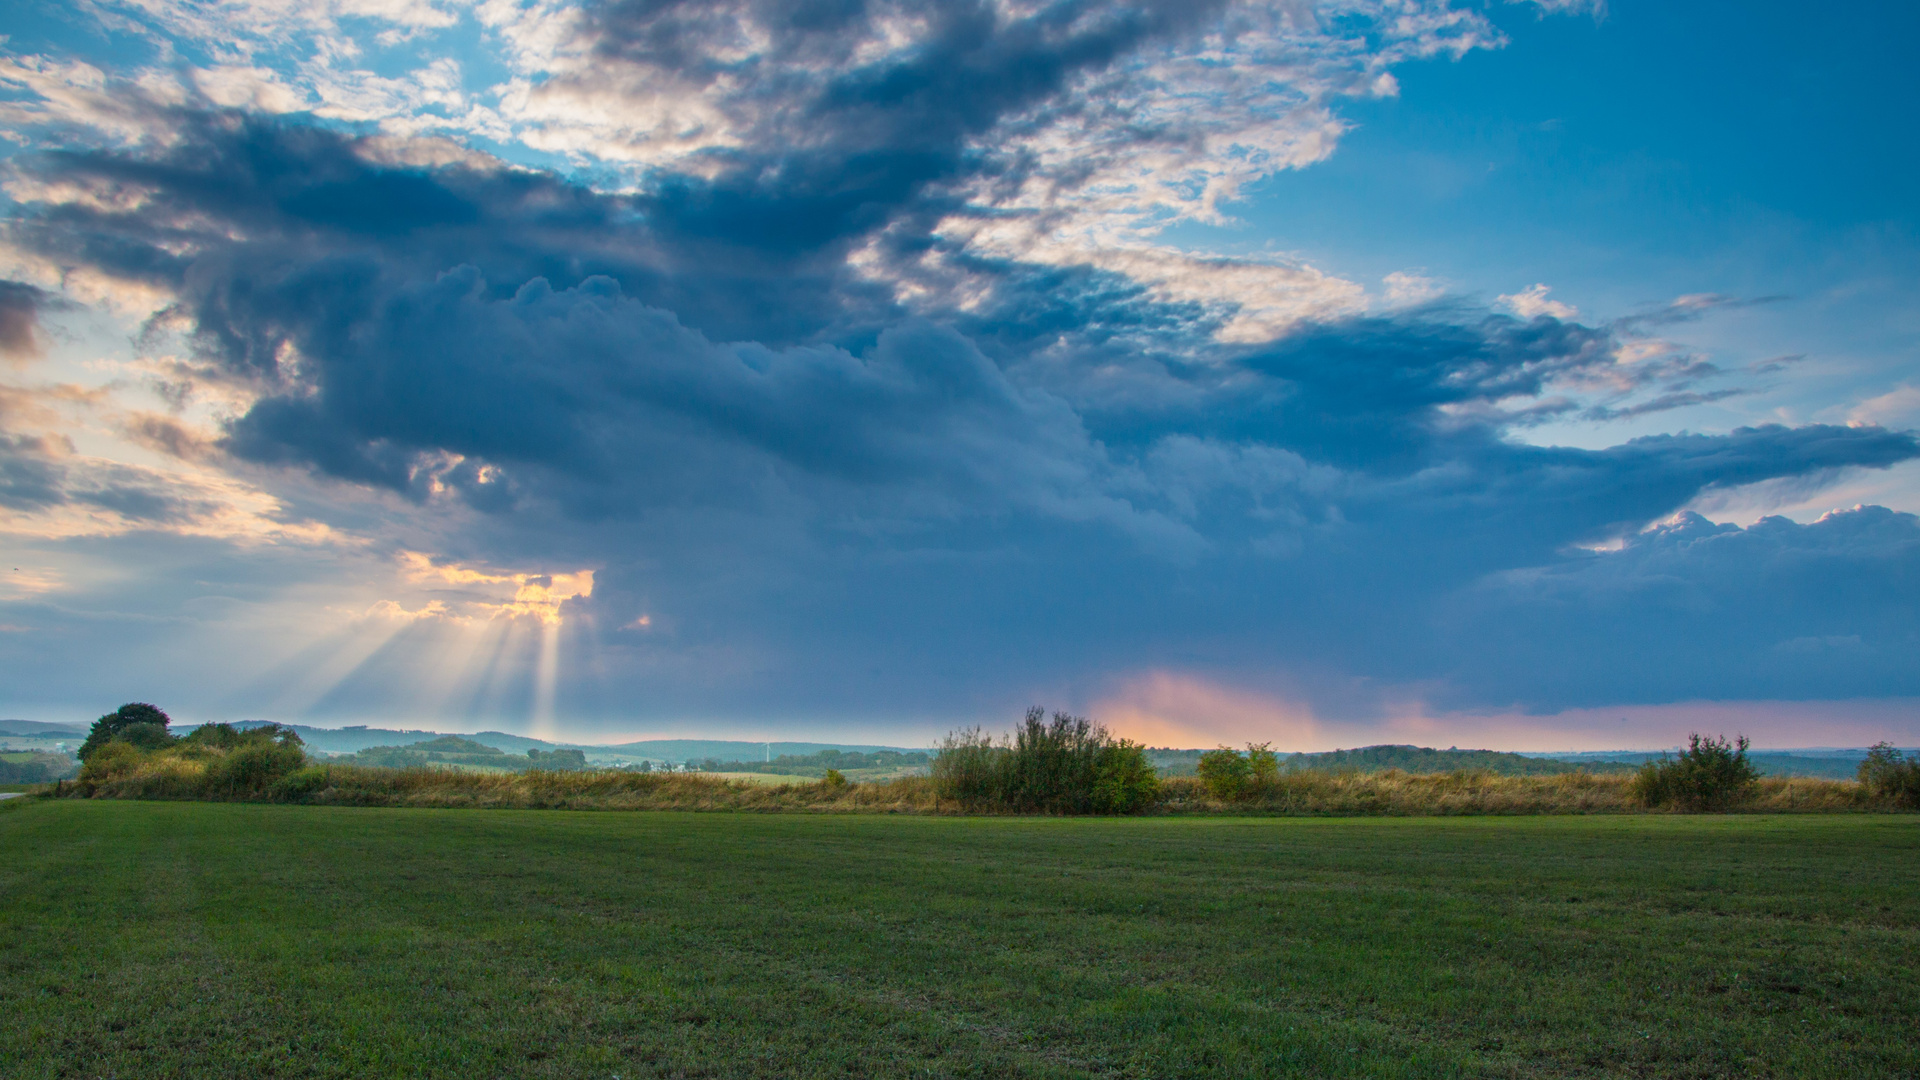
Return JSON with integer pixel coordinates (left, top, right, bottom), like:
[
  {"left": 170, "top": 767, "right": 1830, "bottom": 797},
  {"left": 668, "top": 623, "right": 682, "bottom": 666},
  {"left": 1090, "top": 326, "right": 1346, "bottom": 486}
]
[{"left": 397, "top": 551, "right": 594, "bottom": 624}]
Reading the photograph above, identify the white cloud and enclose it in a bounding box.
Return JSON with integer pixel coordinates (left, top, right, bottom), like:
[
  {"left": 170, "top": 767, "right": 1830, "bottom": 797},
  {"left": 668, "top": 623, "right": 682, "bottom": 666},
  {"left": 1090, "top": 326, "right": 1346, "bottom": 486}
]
[
  {"left": 1850, "top": 385, "right": 1920, "bottom": 430},
  {"left": 890, "top": 220, "right": 1369, "bottom": 342},
  {"left": 1510, "top": 0, "right": 1606, "bottom": 17},
  {"left": 1382, "top": 270, "right": 1443, "bottom": 306},
  {"left": 1498, "top": 282, "right": 1579, "bottom": 320},
  {"left": 189, "top": 65, "right": 310, "bottom": 112}
]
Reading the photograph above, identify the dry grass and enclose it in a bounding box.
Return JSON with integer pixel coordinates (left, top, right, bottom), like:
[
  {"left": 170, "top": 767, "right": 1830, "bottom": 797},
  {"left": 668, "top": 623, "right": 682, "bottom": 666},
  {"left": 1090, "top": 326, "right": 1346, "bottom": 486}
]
[
  {"left": 1158, "top": 769, "right": 1883, "bottom": 815},
  {"left": 297, "top": 765, "right": 943, "bottom": 813},
  {"left": 58, "top": 758, "right": 1902, "bottom": 815}
]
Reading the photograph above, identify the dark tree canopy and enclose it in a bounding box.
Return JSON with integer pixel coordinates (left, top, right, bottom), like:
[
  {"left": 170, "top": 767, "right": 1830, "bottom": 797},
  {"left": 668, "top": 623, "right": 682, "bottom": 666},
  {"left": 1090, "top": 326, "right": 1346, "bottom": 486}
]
[
  {"left": 78, "top": 702, "right": 174, "bottom": 761},
  {"left": 111, "top": 703, "right": 171, "bottom": 728}
]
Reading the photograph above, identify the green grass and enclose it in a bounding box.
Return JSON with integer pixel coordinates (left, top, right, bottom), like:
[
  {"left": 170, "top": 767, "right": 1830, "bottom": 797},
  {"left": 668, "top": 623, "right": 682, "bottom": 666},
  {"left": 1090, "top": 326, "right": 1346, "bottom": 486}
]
[{"left": 1, "top": 801, "right": 1915, "bottom": 1079}]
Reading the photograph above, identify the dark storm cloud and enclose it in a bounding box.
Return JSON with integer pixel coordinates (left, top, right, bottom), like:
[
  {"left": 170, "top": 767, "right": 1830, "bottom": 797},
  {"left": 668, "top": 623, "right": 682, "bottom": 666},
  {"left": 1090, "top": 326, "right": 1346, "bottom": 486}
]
[
  {"left": 7, "top": 15, "right": 1920, "bottom": 719},
  {"left": 1436, "top": 507, "right": 1920, "bottom": 708},
  {"left": 216, "top": 267, "right": 1095, "bottom": 521},
  {"left": 581, "top": 0, "right": 1224, "bottom": 249},
  {"left": 13, "top": 116, "right": 843, "bottom": 352}
]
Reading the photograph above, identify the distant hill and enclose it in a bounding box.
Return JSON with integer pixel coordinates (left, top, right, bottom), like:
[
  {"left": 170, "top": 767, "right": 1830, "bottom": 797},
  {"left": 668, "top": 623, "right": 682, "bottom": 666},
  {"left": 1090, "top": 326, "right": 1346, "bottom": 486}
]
[
  {"left": 201, "top": 722, "right": 921, "bottom": 763},
  {"left": 0, "top": 720, "right": 87, "bottom": 737},
  {"left": 1534, "top": 749, "right": 1911, "bottom": 780},
  {"left": 332, "top": 736, "right": 587, "bottom": 772},
  {"left": 1147, "top": 745, "right": 1634, "bottom": 777},
  {"left": 589, "top": 739, "right": 921, "bottom": 762},
  {"left": 215, "top": 722, "right": 456, "bottom": 754},
  {"left": 1145, "top": 744, "right": 1909, "bottom": 779},
  {"left": 1288, "top": 745, "right": 1637, "bottom": 776},
  {"left": 691, "top": 746, "right": 932, "bottom": 778}
]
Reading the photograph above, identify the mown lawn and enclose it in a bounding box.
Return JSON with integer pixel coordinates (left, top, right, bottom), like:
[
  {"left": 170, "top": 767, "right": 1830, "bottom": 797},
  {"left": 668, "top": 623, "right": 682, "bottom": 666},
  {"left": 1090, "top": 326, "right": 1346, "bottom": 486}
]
[{"left": 1, "top": 801, "right": 1915, "bottom": 1079}]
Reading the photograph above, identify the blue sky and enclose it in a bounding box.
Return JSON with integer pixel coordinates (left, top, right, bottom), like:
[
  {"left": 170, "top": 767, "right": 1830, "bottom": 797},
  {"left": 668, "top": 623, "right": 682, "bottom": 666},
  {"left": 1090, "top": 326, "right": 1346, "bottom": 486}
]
[{"left": 0, "top": 0, "right": 1915, "bottom": 749}]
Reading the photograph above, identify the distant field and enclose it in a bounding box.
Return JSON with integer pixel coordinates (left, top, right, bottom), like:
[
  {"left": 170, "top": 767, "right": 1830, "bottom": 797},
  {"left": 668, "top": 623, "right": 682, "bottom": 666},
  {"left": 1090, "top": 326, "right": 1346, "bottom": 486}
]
[
  {"left": 2, "top": 801, "right": 1915, "bottom": 1079},
  {"left": 703, "top": 770, "right": 801, "bottom": 785}
]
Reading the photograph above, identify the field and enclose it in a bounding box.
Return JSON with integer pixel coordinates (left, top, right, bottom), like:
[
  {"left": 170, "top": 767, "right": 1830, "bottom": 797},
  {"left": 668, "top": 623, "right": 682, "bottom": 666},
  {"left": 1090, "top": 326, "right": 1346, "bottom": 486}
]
[{"left": 2, "top": 801, "right": 1916, "bottom": 1079}]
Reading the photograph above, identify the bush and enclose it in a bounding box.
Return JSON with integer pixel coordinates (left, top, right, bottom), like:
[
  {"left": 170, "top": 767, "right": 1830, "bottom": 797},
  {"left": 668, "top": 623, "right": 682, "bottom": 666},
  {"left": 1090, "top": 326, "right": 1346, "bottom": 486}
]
[
  {"left": 77, "top": 740, "right": 145, "bottom": 789},
  {"left": 931, "top": 708, "right": 1163, "bottom": 814},
  {"left": 1197, "top": 748, "right": 1253, "bottom": 799},
  {"left": 270, "top": 765, "right": 333, "bottom": 802},
  {"left": 1246, "top": 743, "right": 1279, "bottom": 785},
  {"left": 205, "top": 740, "right": 309, "bottom": 798},
  {"left": 1196, "top": 744, "right": 1283, "bottom": 801},
  {"left": 822, "top": 769, "right": 849, "bottom": 789},
  {"left": 1858, "top": 743, "right": 1920, "bottom": 808},
  {"left": 1004, "top": 708, "right": 1105, "bottom": 812},
  {"left": 1090, "top": 739, "right": 1160, "bottom": 814},
  {"left": 182, "top": 722, "right": 245, "bottom": 750},
  {"left": 1632, "top": 733, "right": 1760, "bottom": 811},
  {"left": 931, "top": 727, "right": 1007, "bottom": 804}
]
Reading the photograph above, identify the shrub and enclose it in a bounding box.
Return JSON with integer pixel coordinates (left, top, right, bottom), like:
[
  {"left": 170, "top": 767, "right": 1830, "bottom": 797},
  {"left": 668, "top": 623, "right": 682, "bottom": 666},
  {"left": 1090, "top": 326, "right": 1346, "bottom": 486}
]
[
  {"left": 932, "top": 708, "right": 1163, "bottom": 814},
  {"left": 1858, "top": 743, "right": 1920, "bottom": 808},
  {"left": 77, "top": 740, "right": 145, "bottom": 789},
  {"left": 1632, "top": 733, "right": 1760, "bottom": 811},
  {"left": 1004, "top": 708, "right": 1106, "bottom": 812},
  {"left": 822, "top": 769, "right": 848, "bottom": 789},
  {"left": 205, "top": 740, "right": 309, "bottom": 798},
  {"left": 270, "top": 765, "right": 333, "bottom": 802},
  {"left": 1246, "top": 743, "right": 1279, "bottom": 785},
  {"left": 931, "top": 727, "right": 1007, "bottom": 804},
  {"left": 1090, "top": 739, "right": 1160, "bottom": 814},
  {"left": 182, "top": 722, "right": 246, "bottom": 750},
  {"left": 1197, "top": 748, "right": 1253, "bottom": 799}
]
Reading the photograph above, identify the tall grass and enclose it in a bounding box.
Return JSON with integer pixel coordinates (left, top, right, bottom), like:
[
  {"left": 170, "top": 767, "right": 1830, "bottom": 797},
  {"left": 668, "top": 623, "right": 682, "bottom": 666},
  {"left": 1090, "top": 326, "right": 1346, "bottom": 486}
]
[
  {"left": 47, "top": 735, "right": 1908, "bottom": 816},
  {"left": 68, "top": 756, "right": 943, "bottom": 812},
  {"left": 1160, "top": 769, "right": 1883, "bottom": 815}
]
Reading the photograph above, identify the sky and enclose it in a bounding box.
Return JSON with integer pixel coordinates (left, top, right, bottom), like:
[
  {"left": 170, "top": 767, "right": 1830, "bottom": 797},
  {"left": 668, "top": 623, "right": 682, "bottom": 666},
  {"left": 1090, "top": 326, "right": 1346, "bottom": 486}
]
[{"left": 1, "top": 0, "right": 1916, "bottom": 750}]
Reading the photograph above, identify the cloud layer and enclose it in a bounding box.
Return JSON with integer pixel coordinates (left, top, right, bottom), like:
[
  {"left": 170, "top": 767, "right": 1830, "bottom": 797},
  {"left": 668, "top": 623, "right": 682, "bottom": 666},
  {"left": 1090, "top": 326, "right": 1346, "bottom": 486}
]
[{"left": 0, "top": 0, "right": 1916, "bottom": 736}]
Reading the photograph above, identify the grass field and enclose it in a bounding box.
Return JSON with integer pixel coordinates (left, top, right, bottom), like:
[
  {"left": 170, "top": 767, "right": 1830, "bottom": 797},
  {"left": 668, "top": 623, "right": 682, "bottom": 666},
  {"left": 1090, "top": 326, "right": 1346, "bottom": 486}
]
[{"left": 2, "top": 801, "right": 1915, "bottom": 1078}]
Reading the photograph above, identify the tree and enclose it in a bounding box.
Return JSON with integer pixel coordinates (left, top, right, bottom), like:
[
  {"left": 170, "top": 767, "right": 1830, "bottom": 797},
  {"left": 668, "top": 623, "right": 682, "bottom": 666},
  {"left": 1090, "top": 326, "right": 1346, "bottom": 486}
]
[
  {"left": 78, "top": 703, "right": 174, "bottom": 761},
  {"left": 527, "top": 748, "right": 588, "bottom": 771}
]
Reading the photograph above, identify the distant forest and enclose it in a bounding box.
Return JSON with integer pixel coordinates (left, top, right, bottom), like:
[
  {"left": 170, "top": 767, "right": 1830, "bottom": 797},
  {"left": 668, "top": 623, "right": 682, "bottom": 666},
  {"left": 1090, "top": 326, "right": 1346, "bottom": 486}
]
[
  {"left": 1146, "top": 745, "right": 1637, "bottom": 778},
  {"left": 697, "top": 748, "right": 932, "bottom": 777},
  {"left": 699, "top": 743, "right": 1632, "bottom": 780},
  {"left": 332, "top": 736, "right": 588, "bottom": 773}
]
